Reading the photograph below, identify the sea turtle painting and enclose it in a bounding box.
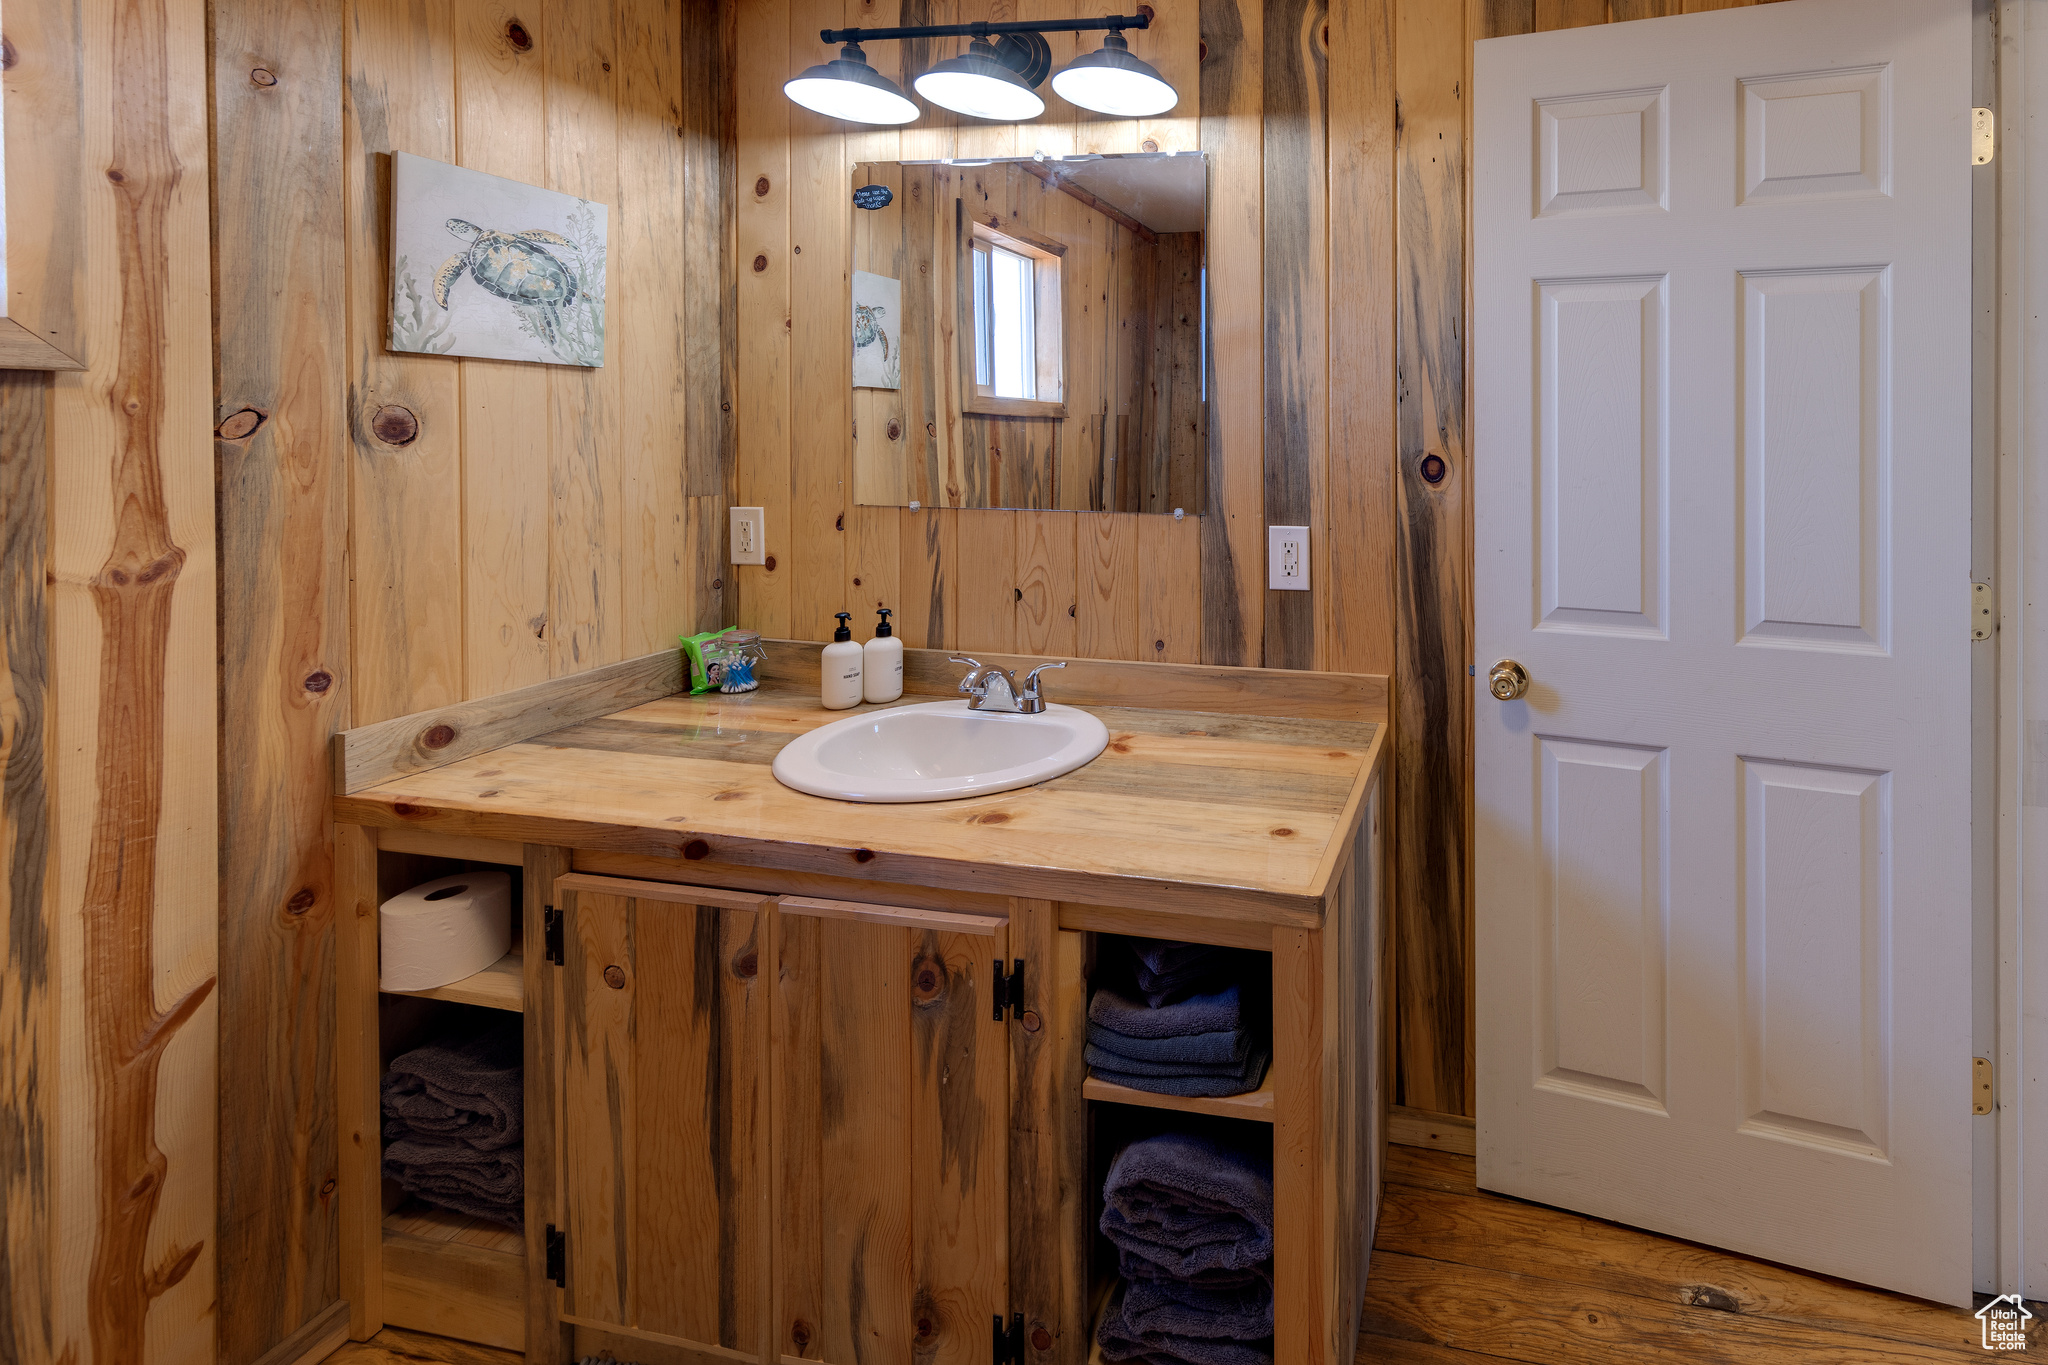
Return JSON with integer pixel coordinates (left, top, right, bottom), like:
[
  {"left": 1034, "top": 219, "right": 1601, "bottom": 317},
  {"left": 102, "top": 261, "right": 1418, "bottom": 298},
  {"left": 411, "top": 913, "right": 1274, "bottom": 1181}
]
[
  {"left": 434, "top": 218, "right": 580, "bottom": 343},
  {"left": 853, "top": 302, "right": 890, "bottom": 366},
  {"left": 850, "top": 270, "right": 902, "bottom": 390}
]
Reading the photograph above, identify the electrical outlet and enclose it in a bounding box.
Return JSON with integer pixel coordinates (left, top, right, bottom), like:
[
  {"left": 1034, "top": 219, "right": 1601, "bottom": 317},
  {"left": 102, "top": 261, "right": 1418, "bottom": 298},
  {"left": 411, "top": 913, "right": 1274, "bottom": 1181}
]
[
  {"left": 1268, "top": 525, "right": 1309, "bottom": 591},
  {"left": 730, "top": 506, "right": 766, "bottom": 566}
]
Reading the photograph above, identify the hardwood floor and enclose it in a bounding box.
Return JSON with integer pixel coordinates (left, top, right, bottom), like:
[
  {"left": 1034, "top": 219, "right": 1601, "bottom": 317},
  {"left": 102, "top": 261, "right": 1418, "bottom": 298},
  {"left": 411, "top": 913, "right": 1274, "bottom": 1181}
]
[
  {"left": 322, "top": 1146, "right": 2033, "bottom": 1365},
  {"left": 1360, "top": 1143, "right": 2035, "bottom": 1363}
]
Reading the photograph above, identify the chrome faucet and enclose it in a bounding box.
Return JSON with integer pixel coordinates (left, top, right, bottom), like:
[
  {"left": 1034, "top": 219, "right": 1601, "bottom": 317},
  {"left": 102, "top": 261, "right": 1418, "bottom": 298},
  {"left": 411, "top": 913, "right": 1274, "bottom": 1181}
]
[{"left": 949, "top": 656, "right": 1067, "bottom": 714}]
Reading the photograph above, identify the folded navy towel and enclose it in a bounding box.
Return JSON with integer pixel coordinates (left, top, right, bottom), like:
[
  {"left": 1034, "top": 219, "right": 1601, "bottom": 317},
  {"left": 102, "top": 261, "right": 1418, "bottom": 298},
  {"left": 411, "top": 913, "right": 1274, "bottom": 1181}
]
[
  {"left": 1129, "top": 938, "right": 1228, "bottom": 977},
  {"left": 1090, "top": 984, "right": 1242, "bottom": 1040},
  {"left": 1096, "top": 1281, "right": 1273, "bottom": 1365},
  {"left": 1124, "top": 1275, "right": 1273, "bottom": 1342},
  {"left": 1135, "top": 968, "right": 1236, "bottom": 1008},
  {"left": 1086, "top": 1022, "right": 1251, "bottom": 1067},
  {"left": 1101, "top": 1132, "right": 1274, "bottom": 1276},
  {"left": 381, "top": 1018, "right": 524, "bottom": 1151},
  {"left": 1118, "top": 1249, "right": 1270, "bottom": 1289},
  {"left": 382, "top": 1133, "right": 524, "bottom": 1228},
  {"left": 1089, "top": 1046, "right": 1270, "bottom": 1098}
]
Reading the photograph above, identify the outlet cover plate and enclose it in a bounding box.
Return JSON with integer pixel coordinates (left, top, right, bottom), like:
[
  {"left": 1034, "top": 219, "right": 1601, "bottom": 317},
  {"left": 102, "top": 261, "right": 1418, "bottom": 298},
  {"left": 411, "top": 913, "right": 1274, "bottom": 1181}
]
[
  {"left": 1268, "top": 525, "right": 1309, "bottom": 591},
  {"left": 731, "top": 506, "right": 765, "bottom": 566}
]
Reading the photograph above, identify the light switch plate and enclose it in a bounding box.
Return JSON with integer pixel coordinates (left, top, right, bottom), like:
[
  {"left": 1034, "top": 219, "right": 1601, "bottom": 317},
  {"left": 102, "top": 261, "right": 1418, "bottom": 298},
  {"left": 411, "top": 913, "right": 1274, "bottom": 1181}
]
[
  {"left": 730, "top": 506, "right": 766, "bottom": 566},
  {"left": 1268, "top": 525, "right": 1309, "bottom": 591}
]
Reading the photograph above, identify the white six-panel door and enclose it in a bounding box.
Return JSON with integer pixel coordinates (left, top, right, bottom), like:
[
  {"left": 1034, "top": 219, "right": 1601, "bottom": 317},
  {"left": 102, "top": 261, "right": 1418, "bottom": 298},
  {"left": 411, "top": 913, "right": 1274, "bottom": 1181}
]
[{"left": 1473, "top": 0, "right": 1973, "bottom": 1305}]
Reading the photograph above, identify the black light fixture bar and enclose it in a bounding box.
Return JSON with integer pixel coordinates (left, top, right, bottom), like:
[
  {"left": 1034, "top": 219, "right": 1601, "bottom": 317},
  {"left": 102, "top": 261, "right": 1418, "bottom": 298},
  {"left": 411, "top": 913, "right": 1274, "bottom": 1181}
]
[{"left": 819, "top": 14, "right": 1150, "bottom": 45}]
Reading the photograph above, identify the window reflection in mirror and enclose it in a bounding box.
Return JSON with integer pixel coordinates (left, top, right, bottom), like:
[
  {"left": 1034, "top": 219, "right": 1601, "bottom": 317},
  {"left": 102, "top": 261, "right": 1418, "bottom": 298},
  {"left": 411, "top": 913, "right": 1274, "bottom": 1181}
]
[{"left": 850, "top": 153, "right": 1207, "bottom": 514}]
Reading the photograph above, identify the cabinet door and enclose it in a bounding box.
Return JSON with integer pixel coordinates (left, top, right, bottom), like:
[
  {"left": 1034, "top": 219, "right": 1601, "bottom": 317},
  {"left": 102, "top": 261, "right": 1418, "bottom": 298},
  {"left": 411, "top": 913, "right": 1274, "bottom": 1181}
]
[
  {"left": 556, "top": 875, "right": 774, "bottom": 1356},
  {"left": 772, "top": 897, "right": 1011, "bottom": 1363}
]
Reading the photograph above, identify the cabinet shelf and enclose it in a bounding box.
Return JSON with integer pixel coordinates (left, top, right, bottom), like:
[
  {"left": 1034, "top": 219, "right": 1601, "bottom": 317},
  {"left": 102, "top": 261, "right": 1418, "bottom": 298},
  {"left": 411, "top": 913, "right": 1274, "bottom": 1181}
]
[
  {"left": 1082, "top": 1068, "right": 1275, "bottom": 1123},
  {"left": 381, "top": 949, "right": 523, "bottom": 1012},
  {"left": 380, "top": 1205, "right": 524, "bottom": 1351}
]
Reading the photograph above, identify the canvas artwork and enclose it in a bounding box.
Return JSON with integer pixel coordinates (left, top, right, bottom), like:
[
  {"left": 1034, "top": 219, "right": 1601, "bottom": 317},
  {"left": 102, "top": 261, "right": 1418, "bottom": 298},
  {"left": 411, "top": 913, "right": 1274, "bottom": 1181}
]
[
  {"left": 388, "top": 151, "right": 608, "bottom": 367},
  {"left": 852, "top": 270, "right": 901, "bottom": 390}
]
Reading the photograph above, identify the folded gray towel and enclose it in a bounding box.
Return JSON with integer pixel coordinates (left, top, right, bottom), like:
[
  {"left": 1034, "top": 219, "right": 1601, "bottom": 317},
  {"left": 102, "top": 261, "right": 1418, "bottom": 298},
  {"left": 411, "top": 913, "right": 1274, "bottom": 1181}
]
[
  {"left": 1087, "top": 1022, "right": 1251, "bottom": 1067},
  {"left": 1096, "top": 1281, "right": 1272, "bottom": 1365},
  {"left": 381, "top": 1018, "right": 524, "bottom": 1151},
  {"left": 1088, "top": 1046, "right": 1269, "bottom": 1098},
  {"left": 1101, "top": 1132, "right": 1274, "bottom": 1276},
  {"left": 1089, "top": 984, "right": 1242, "bottom": 1040},
  {"left": 1129, "top": 938, "right": 1226, "bottom": 977},
  {"left": 382, "top": 1133, "right": 524, "bottom": 1228},
  {"left": 1118, "top": 1249, "right": 1269, "bottom": 1289},
  {"left": 1084, "top": 1041, "right": 1256, "bottom": 1080},
  {"left": 1123, "top": 1276, "right": 1273, "bottom": 1341}
]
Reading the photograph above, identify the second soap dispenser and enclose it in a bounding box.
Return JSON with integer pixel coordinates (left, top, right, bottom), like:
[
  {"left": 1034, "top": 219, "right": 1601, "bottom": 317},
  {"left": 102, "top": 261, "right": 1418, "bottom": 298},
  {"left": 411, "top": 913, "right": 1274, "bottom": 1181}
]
[
  {"left": 863, "top": 607, "right": 903, "bottom": 703},
  {"left": 821, "top": 612, "right": 864, "bottom": 710}
]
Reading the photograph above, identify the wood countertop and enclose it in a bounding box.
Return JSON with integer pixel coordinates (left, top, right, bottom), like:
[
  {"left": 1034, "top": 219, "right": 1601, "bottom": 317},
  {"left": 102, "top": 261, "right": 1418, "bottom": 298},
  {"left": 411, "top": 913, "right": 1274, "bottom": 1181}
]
[{"left": 334, "top": 668, "right": 1386, "bottom": 924}]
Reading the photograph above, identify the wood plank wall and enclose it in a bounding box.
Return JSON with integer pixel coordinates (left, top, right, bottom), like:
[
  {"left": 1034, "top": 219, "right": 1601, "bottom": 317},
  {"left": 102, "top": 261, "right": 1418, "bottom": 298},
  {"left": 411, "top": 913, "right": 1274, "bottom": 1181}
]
[
  {"left": 2, "top": 0, "right": 223, "bottom": 1355},
  {"left": 206, "top": 0, "right": 733, "bottom": 1360},
  {"left": 735, "top": 0, "right": 1784, "bottom": 1119}
]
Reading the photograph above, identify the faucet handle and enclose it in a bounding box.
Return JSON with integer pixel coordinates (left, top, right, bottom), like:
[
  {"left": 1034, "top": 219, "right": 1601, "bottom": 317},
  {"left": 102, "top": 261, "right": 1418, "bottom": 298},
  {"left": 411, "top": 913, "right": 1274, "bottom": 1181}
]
[
  {"left": 949, "top": 654, "right": 987, "bottom": 694},
  {"left": 1022, "top": 660, "right": 1067, "bottom": 700}
]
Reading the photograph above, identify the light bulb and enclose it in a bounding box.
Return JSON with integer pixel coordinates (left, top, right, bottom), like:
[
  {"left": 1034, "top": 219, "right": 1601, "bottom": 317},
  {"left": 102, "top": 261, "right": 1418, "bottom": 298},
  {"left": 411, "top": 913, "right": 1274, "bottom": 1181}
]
[
  {"left": 1051, "top": 33, "right": 1177, "bottom": 118},
  {"left": 785, "top": 43, "right": 919, "bottom": 125}
]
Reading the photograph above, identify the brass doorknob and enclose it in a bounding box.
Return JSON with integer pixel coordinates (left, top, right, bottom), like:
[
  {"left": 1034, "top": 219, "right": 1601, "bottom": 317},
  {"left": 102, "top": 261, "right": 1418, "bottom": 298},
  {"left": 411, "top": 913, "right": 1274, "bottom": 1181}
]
[{"left": 1488, "top": 659, "right": 1529, "bottom": 701}]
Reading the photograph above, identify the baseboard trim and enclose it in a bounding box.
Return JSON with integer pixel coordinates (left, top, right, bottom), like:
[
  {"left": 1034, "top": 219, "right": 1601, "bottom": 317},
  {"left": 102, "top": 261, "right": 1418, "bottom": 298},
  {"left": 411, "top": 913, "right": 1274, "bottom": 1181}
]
[
  {"left": 1388, "top": 1104, "right": 1476, "bottom": 1156},
  {"left": 248, "top": 1300, "right": 351, "bottom": 1365}
]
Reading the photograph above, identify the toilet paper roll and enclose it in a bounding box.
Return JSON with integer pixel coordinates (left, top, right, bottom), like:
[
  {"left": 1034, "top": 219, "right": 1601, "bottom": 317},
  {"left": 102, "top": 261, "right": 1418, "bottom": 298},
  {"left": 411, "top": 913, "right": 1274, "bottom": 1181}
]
[{"left": 380, "top": 870, "right": 515, "bottom": 993}]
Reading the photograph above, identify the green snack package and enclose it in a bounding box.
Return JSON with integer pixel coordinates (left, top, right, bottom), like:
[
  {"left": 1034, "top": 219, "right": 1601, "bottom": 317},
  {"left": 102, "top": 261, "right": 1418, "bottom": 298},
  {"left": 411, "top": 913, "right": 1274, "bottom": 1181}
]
[{"left": 680, "top": 630, "right": 724, "bottom": 695}]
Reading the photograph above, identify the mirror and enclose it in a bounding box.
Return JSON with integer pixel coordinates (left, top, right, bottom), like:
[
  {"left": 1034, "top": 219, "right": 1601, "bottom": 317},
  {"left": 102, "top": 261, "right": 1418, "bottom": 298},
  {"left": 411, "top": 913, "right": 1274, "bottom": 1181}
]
[{"left": 849, "top": 153, "right": 1207, "bottom": 515}]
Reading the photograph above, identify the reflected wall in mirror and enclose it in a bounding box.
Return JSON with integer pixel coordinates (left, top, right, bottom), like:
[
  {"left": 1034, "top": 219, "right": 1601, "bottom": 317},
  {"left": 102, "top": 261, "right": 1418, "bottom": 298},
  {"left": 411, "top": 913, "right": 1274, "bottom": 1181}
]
[{"left": 850, "top": 153, "right": 1207, "bottom": 514}]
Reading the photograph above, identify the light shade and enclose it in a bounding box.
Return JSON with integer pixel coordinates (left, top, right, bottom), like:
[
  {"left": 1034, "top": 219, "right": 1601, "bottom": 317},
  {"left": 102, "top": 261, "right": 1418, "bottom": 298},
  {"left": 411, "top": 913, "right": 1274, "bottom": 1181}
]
[
  {"left": 785, "top": 43, "right": 919, "bottom": 125},
  {"left": 1050, "top": 33, "right": 1177, "bottom": 117},
  {"left": 914, "top": 38, "right": 1046, "bottom": 122}
]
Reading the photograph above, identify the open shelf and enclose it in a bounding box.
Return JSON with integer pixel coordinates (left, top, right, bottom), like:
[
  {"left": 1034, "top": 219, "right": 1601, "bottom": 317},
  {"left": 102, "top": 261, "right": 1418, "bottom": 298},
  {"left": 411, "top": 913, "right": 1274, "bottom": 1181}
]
[
  {"left": 382, "top": 949, "right": 523, "bottom": 1012},
  {"left": 381, "top": 1201, "right": 525, "bottom": 1351},
  {"left": 384, "top": 1198, "right": 523, "bottom": 1257},
  {"left": 1083, "top": 1067, "right": 1275, "bottom": 1123}
]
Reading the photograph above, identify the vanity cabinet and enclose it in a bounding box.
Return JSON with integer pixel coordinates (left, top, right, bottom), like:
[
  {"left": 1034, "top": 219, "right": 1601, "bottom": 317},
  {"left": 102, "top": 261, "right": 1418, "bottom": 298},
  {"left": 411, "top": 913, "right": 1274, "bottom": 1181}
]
[{"left": 550, "top": 875, "right": 1014, "bottom": 1363}]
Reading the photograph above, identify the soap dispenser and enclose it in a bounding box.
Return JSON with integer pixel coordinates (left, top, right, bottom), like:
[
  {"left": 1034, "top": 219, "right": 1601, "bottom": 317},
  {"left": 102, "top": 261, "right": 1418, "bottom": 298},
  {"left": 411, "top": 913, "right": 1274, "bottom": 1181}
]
[
  {"left": 822, "top": 612, "right": 864, "bottom": 710},
  {"left": 863, "top": 607, "right": 904, "bottom": 703}
]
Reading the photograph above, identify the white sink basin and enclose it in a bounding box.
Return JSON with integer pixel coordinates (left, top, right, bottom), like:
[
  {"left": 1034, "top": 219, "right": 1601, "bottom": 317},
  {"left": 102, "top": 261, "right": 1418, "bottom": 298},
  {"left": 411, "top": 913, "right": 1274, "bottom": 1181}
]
[{"left": 771, "top": 700, "right": 1110, "bottom": 803}]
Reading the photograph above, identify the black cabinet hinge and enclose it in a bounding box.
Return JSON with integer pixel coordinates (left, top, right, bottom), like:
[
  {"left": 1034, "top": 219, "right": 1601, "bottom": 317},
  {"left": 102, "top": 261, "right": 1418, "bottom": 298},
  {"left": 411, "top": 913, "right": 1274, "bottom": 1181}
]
[
  {"left": 992, "top": 958, "right": 1024, "bottom": 1021},
  {"left": 992, "top": 1312, "right": 1024, "bottom": 1364},
  {"left": 544, "top": 906, "right": 564, "bottom": 965},
  {"left": 544, "top": 1224, "right": 566, "bottom": 1288}
]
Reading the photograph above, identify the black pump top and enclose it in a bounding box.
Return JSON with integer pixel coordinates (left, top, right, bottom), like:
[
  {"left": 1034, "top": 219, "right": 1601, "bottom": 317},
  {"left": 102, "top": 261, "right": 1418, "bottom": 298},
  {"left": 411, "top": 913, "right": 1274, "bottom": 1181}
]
[
  {"left": 833, "top": 612, "right": 853, "bottom": 642},
  {"left": 874, "top": 606, "right": 894, "bottom": 637}
]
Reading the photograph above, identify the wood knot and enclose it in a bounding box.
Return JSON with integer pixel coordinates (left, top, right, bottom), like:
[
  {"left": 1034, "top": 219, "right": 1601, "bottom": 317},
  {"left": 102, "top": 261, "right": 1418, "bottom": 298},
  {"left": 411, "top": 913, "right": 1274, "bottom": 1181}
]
[
  {"left": 1197, "top": 39, "right": 1207, "bottom": 61},
  {"left": 1032, "top": 1326, "right": 1053, "bottom": 1352},
  {"left": 603, "top": 965, "right": 626, "bottom": 990},
  {"left": 1109, "top": 742, "right": 1131, "bottom": 754},
  {"left": 216, "top": 408, "right": 266, "bottom": 440},
  {"left": 1, "top": 37, "right": 15, "bottom": 70},
  {"left": 975, "top": 811, "right": 1010, "bottom": 825},
  {"left": 319, "top": 1177, "right": 337, "bottom": 1199},
  {"left": 1420, "top": 452, "right": 1447, "bottom": 484},
  {"left": 1021, "top": 1009, "right": 1042, "bottom": 1033},
  {"left": 913, "top": 963, "right": 942, "bottom": 1000},
  {"left": 835, "top": 513, "right": 844, "bottom": 531},
  {"left": 853, "top": 577, "right": 862, "bottom": 587},
  {"left": 793, "top": 244, "right": 802, "bottom": 254},
  {"left": 927, "top": 422, "right": 937, "bottom": 438},
  {"left": 853, "top": 848, "right": 875, "bottom": 863},
  {"left": 1154, "top": 639, "right": 1165, "bottom": 652},
  {"left": 303, "top": 670, "right": 333, "bottom": 693},
  {"left": 764, "top": 554, "right": 777, "bottom": 571},
  {"left": 371, "top": 404, "right": 419, "bottom": 446},
  {"left": 1141, "top": 138, "right": 1159, "bottom": 152},
  {"left": 711, "top": 577, "right": 724, "bottom": 590},
  {"left": 790, "top": 1322, "right": 812, "bottom": 1351},
  {"left": 285, "top": 889, "right": 317, "bottom": 915},
  {"left": 420, "top": 723, "right": 456, "bottom": 750},
  {"left": 711, "top": 789, "right": 745, "bottom": 801},
  {"left": 476, "top": 789, "right": 500, "bottom": 798},
  {"left": 683, "top": 838, "right": 711, "bottom": 859},
  {"left": 886, "top": 419, "right": 901, "bottom": 440},
  {"left": 1325, "top": 750, "right": 1349, "bottom": 759},
  {"left": 136, "top": 554, "right": 178, "bottom": 585},
  {"left": 505, "top": 18, "right": 532, "bottom": 49},
  {"left": 250, "top": 67, "right": 277, "bottom": 86},
  {"left": 392, "top": 802, "right": 426, "bottom": 817},
  {"left": 1681, "top": 1285, "right": 1741, "bottom": 1313},
  {"left": 755, "top": 175, "right": 771, "bottom": 197},
  {"left": 752, "top": 254, "right": 767, "bottom": 273},
  {"left": 914, "top": 1315, "right": 936, "bottom": 1342},
  {"left": 732, "top": 950, "right": 759, "bottom": 979},
  {"left": 106, "top": 169, "right": 125, "bottom": 184},
  {"left": 1270, "top": 827, "right": 1295, "bottom": 838}
]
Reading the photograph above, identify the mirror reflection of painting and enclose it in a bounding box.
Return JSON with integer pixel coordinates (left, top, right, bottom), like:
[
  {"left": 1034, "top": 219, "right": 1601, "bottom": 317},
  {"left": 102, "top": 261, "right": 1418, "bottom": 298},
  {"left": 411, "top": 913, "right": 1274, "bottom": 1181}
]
[
  {"left": 851, "top": 152, "right": 1206, "bottom": 514},
  {"left": 853, "top": 270, "right": 902, "bottom": 390},
  {"left": 388, "top": 151, "right": 608, "bottom": 368}
]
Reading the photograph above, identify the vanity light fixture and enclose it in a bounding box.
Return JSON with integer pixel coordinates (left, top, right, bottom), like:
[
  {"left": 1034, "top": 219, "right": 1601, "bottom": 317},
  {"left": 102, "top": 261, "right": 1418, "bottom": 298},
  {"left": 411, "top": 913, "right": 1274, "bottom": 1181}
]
[
  {"left": 784, "top": 41, "right": 920, "bottom": 125},
  {"left": 788, "top": 14, "right": 1167, "bottom": 126}
]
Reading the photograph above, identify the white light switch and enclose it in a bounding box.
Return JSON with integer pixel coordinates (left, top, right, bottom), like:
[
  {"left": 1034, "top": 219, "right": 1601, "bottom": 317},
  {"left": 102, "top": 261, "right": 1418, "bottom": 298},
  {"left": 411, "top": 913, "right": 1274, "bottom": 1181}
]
[
  {"left": 1268, "top": 525, "right": 1309, "bottom": 591},
  {"left": 730, "top": 506, "right": 766, "bottom": 566}
]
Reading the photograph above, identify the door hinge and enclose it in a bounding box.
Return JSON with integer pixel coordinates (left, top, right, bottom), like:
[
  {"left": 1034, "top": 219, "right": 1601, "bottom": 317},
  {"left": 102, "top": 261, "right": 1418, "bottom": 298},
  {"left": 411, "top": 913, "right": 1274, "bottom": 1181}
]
[
  {"left": 1975, "top": 1056, "right": 1996, "bottom": 1115},
  {"left": 1974, "top": 581, "right": 1996, "bottom": 641},
  {"left": 545, "top": 1224, "right": 567, "bottom": 1287},
  {"left": 992, "top": 959, "right": 1024, "bottom": 1022},
  {"left": 544, "top": 906, "right": 564, "bottom": 965},
  {"left": 992, "top": 1313, "right": 1024, "bottom": 1365},
  {"left": 1974, "top": 107, "right": 1996, "bottom": 166}
]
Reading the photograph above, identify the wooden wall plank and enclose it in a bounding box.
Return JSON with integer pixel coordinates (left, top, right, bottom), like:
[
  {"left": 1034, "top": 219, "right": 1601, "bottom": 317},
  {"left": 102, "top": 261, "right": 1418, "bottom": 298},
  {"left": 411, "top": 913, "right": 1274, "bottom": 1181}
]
[
  {"left": 1260, "top": 0, "right": 1328, "bottom": 672},
  {"left": 1323, "top": 0, "right": 1398, "bottom": 678},
  {"left": 852, "top": 506, "right": 904, "bottom": 630},
  {"left": 0, "top": 371, "right": 55, "bottom": 1365},
  {"left": 523, "top": 845, "right": 574, "bottom": 1364},
  {"left": 333, "top": 823, "right": 382, "bottom": 1342},
  {"left": 1077, "top": 512, "right": 1140, "bottom": 660},
  {"left": 344, "top": 0, "right": 463, "bottom": 725},
  {"left": 1607, "top": 0, "right": 1681, "bottom": 18},
  {"left": 210, "top": 0, "right": 349, "bottom": 1350},
  {"left": 561, "top": 890, "right": 636, "bottom": 1325},
  {"left": 953, "top": 509, "right": 1018, "bottom": 654},
  {"left": 1199, "top": 0, "right": 1266, "bottom": 666},
  {"left": 454, "top": 0, "right": 550, "bottom": 698},
  {"left": 1394, "top": 0, "right": 1472, "bottom": 1114},
  {"left": 1137, "top": 512, "right": 1202, "bottom": 664},
  {"left": 900, "top": 506, "right": 958, "bottom": 650},
  {"left": 1535, "top": 0, "right": 1607, "bottom": 28},
  {"left": 682, "top": 0, "right": 736, "bottom": 636},
  {"left": 543, "top": 0, "right": 625, "bottom": 677},
  {"left": 1015, "top": 511, "right": 1078, "bottom": 657},
  {"left": 735, "top": 0, "right": 795, "bottom": 636}
]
